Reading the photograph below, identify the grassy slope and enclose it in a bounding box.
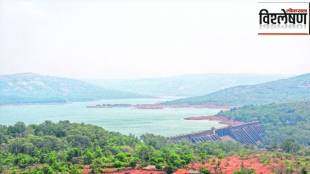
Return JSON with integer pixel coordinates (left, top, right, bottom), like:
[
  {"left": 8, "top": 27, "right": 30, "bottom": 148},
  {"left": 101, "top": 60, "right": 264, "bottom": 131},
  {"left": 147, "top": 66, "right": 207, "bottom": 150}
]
[
  {"left": 164, "top": 73, "right": 310, "bottom": 106},
  {"left": 0, "top": 73, "right": 148, "bottom": 104}
]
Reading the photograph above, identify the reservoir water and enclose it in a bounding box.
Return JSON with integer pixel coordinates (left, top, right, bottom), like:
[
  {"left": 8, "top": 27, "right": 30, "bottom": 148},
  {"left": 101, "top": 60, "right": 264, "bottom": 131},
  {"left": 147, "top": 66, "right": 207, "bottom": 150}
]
[{"left": 0, "top": 98, "right": 225, "bottom": 137}]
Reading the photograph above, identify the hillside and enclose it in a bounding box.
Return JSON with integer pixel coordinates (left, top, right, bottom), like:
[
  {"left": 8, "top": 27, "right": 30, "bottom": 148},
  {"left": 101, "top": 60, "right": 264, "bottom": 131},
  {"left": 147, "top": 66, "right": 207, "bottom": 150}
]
[
  {"left": 0, "top": 73, "right": 147, "bottom": 104},
  {"left": 218, "top": 101, "right": 310, "bottom": 146},
  {"left": 88, "top": 74, "right": 287, "bottom": 97},
  {"left": 0, "top": 121, "right": 309, "bottom": 173},
  {"left": 164, "top": 73, "right": 310, "bottom": 106}
]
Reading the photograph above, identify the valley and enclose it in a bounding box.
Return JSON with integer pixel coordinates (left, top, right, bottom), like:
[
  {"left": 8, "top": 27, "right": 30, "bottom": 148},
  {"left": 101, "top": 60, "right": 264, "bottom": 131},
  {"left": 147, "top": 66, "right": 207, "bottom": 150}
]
[{"left": 1, "top": 73, "right": 310, "bottom": 174}]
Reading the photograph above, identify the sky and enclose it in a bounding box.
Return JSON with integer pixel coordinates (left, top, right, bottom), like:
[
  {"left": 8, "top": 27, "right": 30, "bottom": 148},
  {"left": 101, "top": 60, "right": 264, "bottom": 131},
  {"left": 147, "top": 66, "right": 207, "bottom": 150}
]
[{"left": 0, "top": 0, "right": 309, "bottom": 79}]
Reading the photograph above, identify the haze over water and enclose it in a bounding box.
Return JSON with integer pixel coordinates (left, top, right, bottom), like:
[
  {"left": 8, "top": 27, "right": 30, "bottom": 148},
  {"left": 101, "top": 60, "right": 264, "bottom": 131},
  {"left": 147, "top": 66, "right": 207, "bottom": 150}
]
[{"left": 0, "top": 98, "right": 224, "bottom": 137}]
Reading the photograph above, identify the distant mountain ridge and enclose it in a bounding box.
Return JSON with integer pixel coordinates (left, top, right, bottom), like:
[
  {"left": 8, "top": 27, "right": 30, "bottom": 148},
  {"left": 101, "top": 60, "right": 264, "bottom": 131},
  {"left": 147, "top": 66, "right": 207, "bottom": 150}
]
[
  {"left": 164, "top": 73, "right": 310, "bottom": 106},
  {"left": 0, "top": 73, "right": 147, "bottom": 104},
  {"left": 88, "top": 74, "right": 289, "bottom": 97}
]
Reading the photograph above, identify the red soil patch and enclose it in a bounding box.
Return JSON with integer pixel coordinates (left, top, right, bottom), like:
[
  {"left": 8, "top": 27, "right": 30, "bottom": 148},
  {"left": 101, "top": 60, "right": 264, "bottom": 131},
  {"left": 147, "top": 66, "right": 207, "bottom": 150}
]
[
  {"left": 84, "top": 155, "right": 304, "bottom": 174},
  {"left": 102, "top": 169, "right": 165, "bottom": 174},
  {"left": 184, "top": 156, "right": 273, "bottom": 174},
  {"left": 173, "top": 169, "right": 190, "bottom": 174},
  {"left": 82, "top": 165, "right": 91, "bottom": 174}
]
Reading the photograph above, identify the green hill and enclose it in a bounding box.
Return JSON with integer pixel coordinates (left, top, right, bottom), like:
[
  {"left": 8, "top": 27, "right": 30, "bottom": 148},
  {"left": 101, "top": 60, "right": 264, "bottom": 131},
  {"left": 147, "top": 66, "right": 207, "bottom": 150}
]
[
  {"left": 164, "top": 73, "right": 310, "bottom": 106},
  {"left": 0, "top": 121, "right": 309, "bottom": 173},
  {"left": 0, "top": 73, "right": 148, "bottom": 104},
  {"left": 218, "top": 101, "right": 310, "bottom": 146}
]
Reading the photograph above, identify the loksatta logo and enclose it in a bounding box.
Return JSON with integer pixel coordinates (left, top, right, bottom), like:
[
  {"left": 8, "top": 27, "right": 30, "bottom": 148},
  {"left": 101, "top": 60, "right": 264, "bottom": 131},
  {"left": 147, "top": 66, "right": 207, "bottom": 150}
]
[{"left": 258, "top": 2, "right": 310, "bottom": 35}]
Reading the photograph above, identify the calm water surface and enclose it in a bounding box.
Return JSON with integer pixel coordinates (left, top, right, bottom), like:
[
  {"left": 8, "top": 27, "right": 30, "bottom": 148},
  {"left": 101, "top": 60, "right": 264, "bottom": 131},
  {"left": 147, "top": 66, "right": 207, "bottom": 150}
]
[{"left": 0, "top": 98, "right": 225, "bottom": 137}]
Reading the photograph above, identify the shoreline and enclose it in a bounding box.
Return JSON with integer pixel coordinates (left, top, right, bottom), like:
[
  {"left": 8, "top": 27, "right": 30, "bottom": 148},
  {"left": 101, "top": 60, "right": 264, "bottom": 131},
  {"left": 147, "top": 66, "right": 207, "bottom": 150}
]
[
  {"left": 184, "top": 115, "right": 243, "bottom": 126},
  {"left": 165, "top": 103, "right": 235, "bottom": 110},
  {"left": 87, "top": 103, "right": 234, "bottom": 110}
]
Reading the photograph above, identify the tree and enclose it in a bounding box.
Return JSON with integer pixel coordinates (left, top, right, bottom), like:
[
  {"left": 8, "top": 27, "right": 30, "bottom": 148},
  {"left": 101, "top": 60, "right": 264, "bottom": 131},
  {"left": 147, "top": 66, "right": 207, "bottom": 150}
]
[
  {"left": 140, "top": 133, "right": 168, "bottom": 149},
  {"left": 113, "top": 152, "right": 132, "bottom": 167},
  {"left": 281, "top": 139, "right": 300, "bottom": 153},
  {"left": 0, "top": 132, "right": 7, "bottom": 144},
  {"left": 8, "top": 122, "right": 26, "bottom": 137},
  {"left": 83, "top": 150, "right": 95, "bottom": 164},
  {"left": 67, "top": 135, "right": 91, "bottom": 149},
  {"left": 150, "top": 150, "right": 165, "bottom": 169},
  {"left": 66, "top": 148, "right": 82, "bottom": 162},
  {"left": 200, "top": 167, "right": 211, "bottom": 174},
  {"left": 7, "top": 138, "right": 37, "bottom": 155},
  {"left": 42, "top": 165, "right": 55, "bottom": 174},
  {"left": 30, "top": 136, "right": 63, "bottom": 151},
  {"left": 91, "top": 158, "right": 103, "bottom": 174},
  {"left": 135, "top": 144, "right": 154, "bottom": 163},
  {"left": 301, "top": 168, "right": 308, "bottom": 174},
  {"left": 163, "top": 150, "right": 183, "bottom": 174},
  {"left": 14, "top": 154, "right": 35, "bottom": 168}
]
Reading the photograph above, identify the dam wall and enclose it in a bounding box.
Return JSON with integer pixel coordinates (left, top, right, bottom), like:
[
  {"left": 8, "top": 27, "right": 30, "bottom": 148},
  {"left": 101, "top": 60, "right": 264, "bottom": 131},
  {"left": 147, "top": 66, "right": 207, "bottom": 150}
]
[{"left": 170, "top": 121, "right": 263, "bottom": 145}]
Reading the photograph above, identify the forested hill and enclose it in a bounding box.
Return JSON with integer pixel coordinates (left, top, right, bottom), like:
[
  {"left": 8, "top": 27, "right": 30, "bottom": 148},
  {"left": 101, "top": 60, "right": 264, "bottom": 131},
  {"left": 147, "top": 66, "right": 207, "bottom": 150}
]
[
  {"left": 0, "top": 121, "right": 247, "bottom": 173},
  {"left": 0, "top": 121, "right": 309, "bottom": 173},
  {"left": 0, "top": 73, "right": 147, "bottom": 104},
  {"left": 163, "top": 73, "right": 310, "bottom": 106},
  {"left": 218, "top": 101, "right": 310, "bottom": 146}
]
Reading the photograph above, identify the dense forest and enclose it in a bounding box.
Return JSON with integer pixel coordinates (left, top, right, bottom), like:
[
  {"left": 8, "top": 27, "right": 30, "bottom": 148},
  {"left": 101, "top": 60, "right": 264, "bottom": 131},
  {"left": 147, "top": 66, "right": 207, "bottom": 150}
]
[
  {"left": 0, "top": 121, "right": 309, "bottom": 174},
  {"left": 0, "top": 121, "right": 247, "bottom": 173},
  {"left": 218, "top": 101, "right": 310, "bottom": 147}
]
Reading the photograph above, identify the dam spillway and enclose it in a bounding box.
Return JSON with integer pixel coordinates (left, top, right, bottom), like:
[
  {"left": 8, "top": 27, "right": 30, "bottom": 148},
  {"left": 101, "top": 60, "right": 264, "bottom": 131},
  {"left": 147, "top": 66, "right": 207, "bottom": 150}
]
[{"left": 170, "top": 121, "right": 264, "bottom": 145}]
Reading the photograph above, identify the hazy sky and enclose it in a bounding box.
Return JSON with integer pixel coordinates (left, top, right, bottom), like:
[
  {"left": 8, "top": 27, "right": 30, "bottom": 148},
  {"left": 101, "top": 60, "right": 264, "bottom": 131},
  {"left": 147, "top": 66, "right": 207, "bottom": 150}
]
[{"left": 0, "top": 0, "right": 309, "bottom": 79}]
